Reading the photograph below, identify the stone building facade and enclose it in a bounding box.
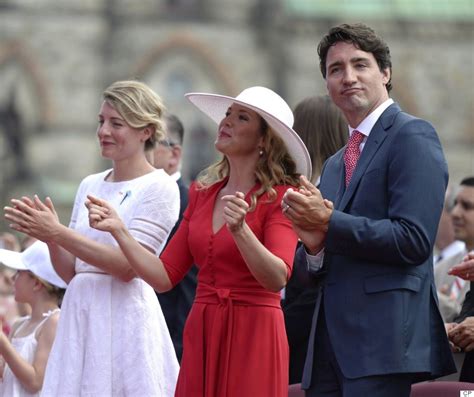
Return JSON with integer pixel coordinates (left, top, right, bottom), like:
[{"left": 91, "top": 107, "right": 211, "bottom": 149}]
[{"left": 0, "top": 0, "right": 472, "bottom": 226}]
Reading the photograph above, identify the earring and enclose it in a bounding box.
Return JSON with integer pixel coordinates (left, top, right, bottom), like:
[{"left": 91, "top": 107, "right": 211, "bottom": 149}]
[{"left": 259, "top": 149, "right": 263, "bottom": 156}]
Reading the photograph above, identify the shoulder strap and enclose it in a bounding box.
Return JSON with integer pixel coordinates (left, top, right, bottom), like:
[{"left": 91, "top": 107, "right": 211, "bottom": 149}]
[
  {"left": 10, "top": 316, "right": 31, "bottom": 338},
  {"left": 33, "top": 308, "right": 60, "bottom": 337}
]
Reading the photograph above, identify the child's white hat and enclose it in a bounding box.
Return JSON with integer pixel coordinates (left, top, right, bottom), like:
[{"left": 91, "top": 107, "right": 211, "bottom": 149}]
[{"left": 0, "top": 241, "right": 67, "bottom": 289}]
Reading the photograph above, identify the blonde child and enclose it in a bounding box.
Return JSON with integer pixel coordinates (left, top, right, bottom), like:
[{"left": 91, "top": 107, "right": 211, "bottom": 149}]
[{"left": 0, "top": 241, "right": 66, "bottom": 396}]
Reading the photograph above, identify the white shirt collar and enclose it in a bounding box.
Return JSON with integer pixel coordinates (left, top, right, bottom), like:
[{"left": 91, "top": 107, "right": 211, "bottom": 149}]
[
  {"left": 349, "top": 98, "right": 394, "bottom": 139},
  {"left": 440, "top": 240, "right": 466, "bottom": 259}
]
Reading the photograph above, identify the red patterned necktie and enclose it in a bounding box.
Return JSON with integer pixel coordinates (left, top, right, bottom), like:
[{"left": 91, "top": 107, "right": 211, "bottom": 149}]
[{"left": 344, "top": 130, "right": 365, "bottom": 186}]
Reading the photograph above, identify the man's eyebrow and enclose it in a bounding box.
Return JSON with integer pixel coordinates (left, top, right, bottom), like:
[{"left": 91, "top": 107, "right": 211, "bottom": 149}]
[{"left": 350, "top": 56, "right": 371, "bottom": 63}]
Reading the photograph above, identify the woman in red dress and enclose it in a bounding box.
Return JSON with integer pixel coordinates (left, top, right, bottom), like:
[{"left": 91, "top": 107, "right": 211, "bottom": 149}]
[{"left": 87, "top": 86, "right": 312, "bottom": 397}]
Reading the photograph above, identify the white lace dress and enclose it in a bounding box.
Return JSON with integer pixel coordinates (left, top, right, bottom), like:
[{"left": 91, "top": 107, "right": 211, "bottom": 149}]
[
  {"left": 0, "top": 310, "right": 60, "bottom": 397},
  {"left": 41, "top": 169, "right": 180, "bottom": 397}
]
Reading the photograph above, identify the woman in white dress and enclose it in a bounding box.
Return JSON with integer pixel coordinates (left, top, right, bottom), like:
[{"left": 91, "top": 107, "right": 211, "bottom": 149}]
[
  {"left": 4, "top": 81, "right": 180, "bottom": 396},
  {"left": 0, "top": 241, "right": 66, "bottom": 397}
]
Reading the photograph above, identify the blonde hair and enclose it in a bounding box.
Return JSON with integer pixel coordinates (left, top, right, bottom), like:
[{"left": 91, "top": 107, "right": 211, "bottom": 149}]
[
  {"left": 28, "top": 272, "right": 65, "bottom": 306},
  {"left": 197, "top": 118, "right": 300, "bottom": 210},
  {"left": 103, "top": 80, "right": 166, "bottom": 150}
]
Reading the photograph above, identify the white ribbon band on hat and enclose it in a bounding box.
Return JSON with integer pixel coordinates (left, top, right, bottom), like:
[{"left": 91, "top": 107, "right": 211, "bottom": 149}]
[{"left": 185, "top": 86, "right": 312, "bottom": 180}]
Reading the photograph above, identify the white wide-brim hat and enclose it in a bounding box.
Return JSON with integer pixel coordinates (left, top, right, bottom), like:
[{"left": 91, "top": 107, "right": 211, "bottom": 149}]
[
  {"left": 0, "top": 241, "right": 67, "bottom": 289},
  {"left": 185, "top": 86, "right": 312, "bottom": 179}
]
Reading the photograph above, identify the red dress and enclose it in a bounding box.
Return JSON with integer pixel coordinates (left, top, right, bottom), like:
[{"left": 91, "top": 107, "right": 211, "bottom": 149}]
[{"left": 162, "top": 179, "right": 298, "bottom": 397}]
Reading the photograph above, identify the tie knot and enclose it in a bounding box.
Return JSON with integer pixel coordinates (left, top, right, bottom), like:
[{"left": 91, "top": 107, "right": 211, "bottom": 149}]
[{"left": 348, "top": 130, "right": 365, "bottom": 148}]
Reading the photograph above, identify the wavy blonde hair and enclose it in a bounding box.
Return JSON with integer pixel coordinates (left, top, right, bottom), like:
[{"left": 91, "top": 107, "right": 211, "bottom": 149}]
[
  {"left": 103, "top": 80, "right": 166, "bottom": 150},
  {"left": 197, "top": 118, "right": 300, "bottom": 211}
]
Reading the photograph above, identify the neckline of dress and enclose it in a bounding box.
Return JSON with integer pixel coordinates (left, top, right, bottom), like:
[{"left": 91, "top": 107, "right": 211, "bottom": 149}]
[{"left": 102, "top": 168, "right": 159, "bottom": 184}]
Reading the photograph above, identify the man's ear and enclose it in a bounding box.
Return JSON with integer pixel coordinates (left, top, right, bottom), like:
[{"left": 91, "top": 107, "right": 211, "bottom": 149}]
[
  {"left": 382, "top": 67, "right": 391, "bottom": 86},
  {"left": 170, "top": 144, "right": 182, "bottom": 167}
]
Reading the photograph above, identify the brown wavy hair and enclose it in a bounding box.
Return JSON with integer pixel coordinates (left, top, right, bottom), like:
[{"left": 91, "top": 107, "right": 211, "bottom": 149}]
[{"left": 196, "top": 117, "right": 300, "bottom": 211}]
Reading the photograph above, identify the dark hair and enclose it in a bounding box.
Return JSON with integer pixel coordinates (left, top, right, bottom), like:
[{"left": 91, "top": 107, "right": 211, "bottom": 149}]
[
  {"left": 460, "top": 177, "right": 474, "bottom": 187},
  {"left": 163, "top": 113, "right": 184, "bottom": 146},
  {"left": 293, "top": 95, "right": 347, "bottom": 181},
  {"left": 318, "top": 23, "right": 393, "bottom": 93}
]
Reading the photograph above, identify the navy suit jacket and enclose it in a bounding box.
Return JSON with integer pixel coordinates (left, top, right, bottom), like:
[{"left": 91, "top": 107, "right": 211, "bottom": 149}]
[
  {"left": 299, "top": 103, "right": 456, "bottom": 387},
  {"left": 157, "top": 177, "right": 198, "bottom": 362}
]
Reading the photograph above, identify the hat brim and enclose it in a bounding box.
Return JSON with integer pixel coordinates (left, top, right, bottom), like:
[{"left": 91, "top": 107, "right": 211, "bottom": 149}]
[
  {"left": 21, "top": 242, "right": 68, "bottom": 289},
  {"left": 0, "top": 244, "right": 67, "bottom": 289},
  {"left": 0, "top": 249, "right": 26, "bottom": 271},
  {"left": 185, "top": 93, "right": 312, "bottom": 180}
]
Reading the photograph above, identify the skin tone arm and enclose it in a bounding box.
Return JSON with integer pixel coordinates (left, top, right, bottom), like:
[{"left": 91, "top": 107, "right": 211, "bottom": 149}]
[
  {"left": 0, "top": 313, "right": 59, "bottom": 393},
  {"left": 448, "top": 317, "right": 474, "bottom": 352},
  {"left": 87, "top": 190, "right": 290, "bottom": 292},
  {"left": 4, "top": 196, "right": 136, "bottom": 282},
  {"left": 222, "top": 192, "right": 288, "bottom": 292},
  {"left": 448, "top": 252, "right": 474, "bottom": 280},
  {"left": 446, "top": 253, "right": 474, "bottom": 351},
  {"left": 4, "top": 196, "right": 75, "bottom": 283},
  {"left": 86, "top": 195, "right": 173, "bottom": 292},
  {"left": 0, "top": 319, "right": 7, "bottom": 380},
  {"left": 444, "top": 322, "right": 462, "bottom": 352}
]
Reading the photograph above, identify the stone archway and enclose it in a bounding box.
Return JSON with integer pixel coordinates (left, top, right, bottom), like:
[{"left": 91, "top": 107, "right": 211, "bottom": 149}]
[{"left": 131, "top": 34, "right": 240, "bottom": 182}]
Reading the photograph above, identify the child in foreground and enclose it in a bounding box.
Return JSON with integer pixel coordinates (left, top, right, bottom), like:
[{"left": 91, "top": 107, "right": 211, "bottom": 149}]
[{"left": 0, "top": 241, "right": 66, "bottom": 397}]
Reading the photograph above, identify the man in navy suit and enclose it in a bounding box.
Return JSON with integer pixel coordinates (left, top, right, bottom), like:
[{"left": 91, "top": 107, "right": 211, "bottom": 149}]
[
  {"left": 153, "top": 113, "right": 197, "bottom": 362},
  {"left": 283, "top": 23, "right": 456, "bottom": 396}
]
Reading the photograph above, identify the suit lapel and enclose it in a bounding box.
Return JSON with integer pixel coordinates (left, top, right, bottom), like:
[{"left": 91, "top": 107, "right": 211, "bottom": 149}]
[
  {"left": 332, "top": 150, "right": 347, "bottom": 209},
  {"left": 337, "top": 103, "right": 401, "bottom": 211}
]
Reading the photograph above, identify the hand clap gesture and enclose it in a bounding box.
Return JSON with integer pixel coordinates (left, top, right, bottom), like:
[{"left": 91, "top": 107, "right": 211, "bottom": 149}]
[
  {"left": 4, "top": 195, "right": 60, "bottom": 241},
  {"left": 85, "top": 195, "right": 124, "bottom": 233},
  {"left": 221, "top": 192, "right": 249, "bottom": 234}
]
